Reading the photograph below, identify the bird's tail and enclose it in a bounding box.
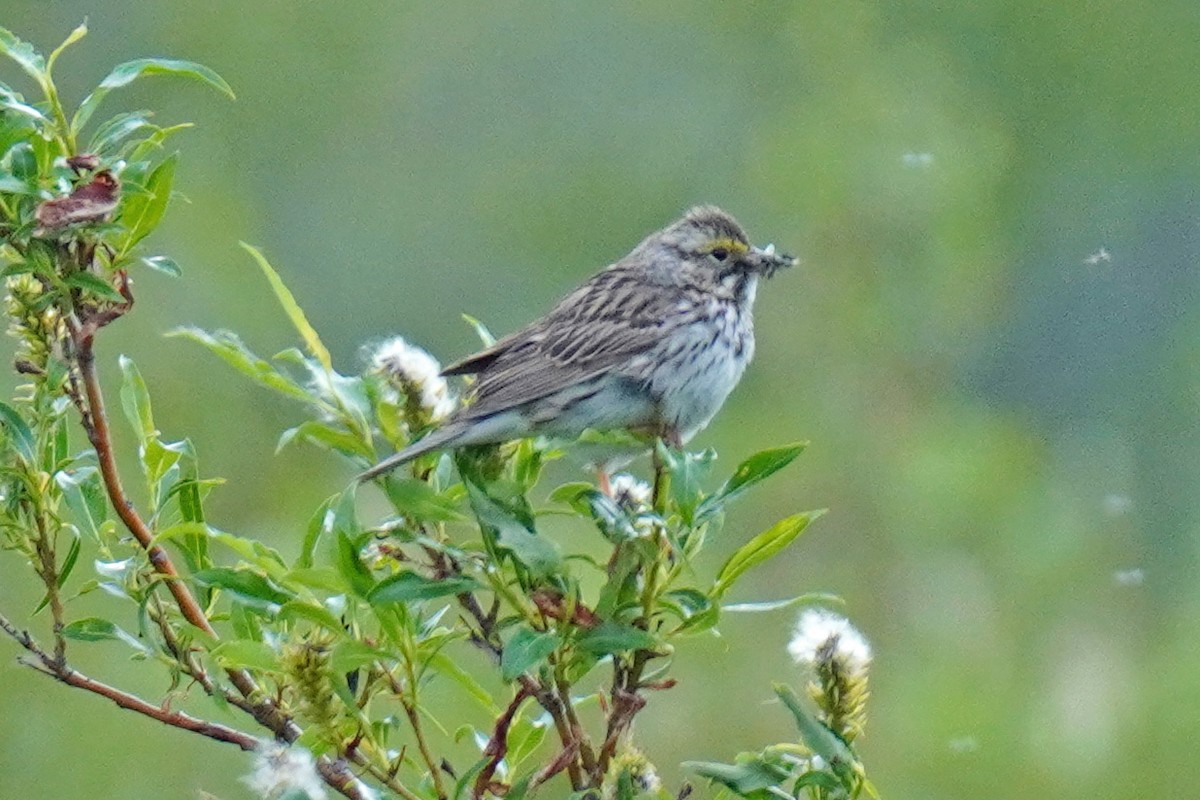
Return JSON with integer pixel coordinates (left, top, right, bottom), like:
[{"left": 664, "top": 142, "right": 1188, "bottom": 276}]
[{"left": 357, "top": 423, "right": 466, "bottom": 482}]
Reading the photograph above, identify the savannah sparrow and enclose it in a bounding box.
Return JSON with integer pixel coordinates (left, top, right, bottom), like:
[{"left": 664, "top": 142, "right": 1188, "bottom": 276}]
[{"left": 360, "top": 205, "right": 796, "bottom": 481}]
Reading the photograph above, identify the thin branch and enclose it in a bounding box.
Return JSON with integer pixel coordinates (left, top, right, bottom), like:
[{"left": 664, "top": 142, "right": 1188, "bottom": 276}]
[
  {"left": 384, "top": 667, "right": 448, "bottom": 800},
  {"left": 455, "top": 588, "right": 585, "bottom": 789},
  {"left": 0, "top": 609, "right": 257, "bottom": 750},
  {"left": 474, "top": 686, "right": 532, "bottom": 800}
]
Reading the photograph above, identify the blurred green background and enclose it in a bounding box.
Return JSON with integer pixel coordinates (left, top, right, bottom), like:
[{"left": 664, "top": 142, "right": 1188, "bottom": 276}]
[{"left": 3, "top": 2, "right": 1199, "bottom": 798}]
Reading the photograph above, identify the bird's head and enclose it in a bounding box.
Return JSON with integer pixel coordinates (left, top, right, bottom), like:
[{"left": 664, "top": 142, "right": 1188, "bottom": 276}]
[{"left": 635, "top": 205, "right": 798, "bottom": 285}]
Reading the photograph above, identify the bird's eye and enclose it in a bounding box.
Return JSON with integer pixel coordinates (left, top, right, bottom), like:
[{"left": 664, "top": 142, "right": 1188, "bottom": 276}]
[{"left": 710, "top": 247, "right": 729, "bottom": 262}]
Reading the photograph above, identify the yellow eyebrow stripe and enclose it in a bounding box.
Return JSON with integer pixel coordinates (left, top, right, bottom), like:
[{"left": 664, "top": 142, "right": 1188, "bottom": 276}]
[{"left": 704, "top": 237, "right": 749, "bottom": 255}]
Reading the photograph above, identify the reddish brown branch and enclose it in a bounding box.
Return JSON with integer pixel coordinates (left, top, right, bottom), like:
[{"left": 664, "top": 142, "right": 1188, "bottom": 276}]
[
  {"left": 474, "top": 686, "right": 532, "bottom": 799},
  {"left": 0, "top": 610, "right": 257, "bottom": 750}
]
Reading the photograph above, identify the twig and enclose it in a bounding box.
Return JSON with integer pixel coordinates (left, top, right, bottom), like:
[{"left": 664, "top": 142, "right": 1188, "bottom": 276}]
[
  {"left": 384, "top": 667, "right": 448, "bottom": 800},
  {"left": 455, "top": 588, "right": 585, "bottom": 789},
  {"left": 474, "top": 686, "right": 532, "bottom": 799},
  {"left": 0, "top": 609, "right": 257, "bottom": 749}
]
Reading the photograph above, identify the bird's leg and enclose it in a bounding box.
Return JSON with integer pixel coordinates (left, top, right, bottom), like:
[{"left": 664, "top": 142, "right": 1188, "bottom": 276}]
[{"left": 597, "top": 467, "right": 613, "bottom": 497}]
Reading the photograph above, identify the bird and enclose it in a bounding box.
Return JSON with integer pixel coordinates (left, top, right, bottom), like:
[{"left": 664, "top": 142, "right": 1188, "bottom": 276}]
[{"left": 359, "top": 205, "right": 796, "bottom": 483}]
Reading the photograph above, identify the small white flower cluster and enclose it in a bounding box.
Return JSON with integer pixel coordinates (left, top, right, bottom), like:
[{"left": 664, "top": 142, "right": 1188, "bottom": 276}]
[
  {"left": 243, "top": 742, "right": 327, "bottom": 800},
  {"left": 788, "top": 608, "right": 871, "bottom": 676},
  {"left": 370, "top": 336, "right": 455, "bottom": 422}
]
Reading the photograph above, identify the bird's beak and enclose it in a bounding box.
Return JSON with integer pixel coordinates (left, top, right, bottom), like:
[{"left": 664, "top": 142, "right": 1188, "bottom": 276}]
[{"left": 748, "top": 242, "right": 799, "bottom": 277}]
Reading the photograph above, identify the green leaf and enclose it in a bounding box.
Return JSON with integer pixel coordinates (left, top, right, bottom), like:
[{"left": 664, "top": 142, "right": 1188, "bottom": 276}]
[
  {"left": 212, "top": 640, "right": 281, "bottom": 672},
  {"left": 297, "top": 495, "right": 336, "bottom": 570},
  {"left": 65, "top": 271, "right": 124, "bottom": 302},
  {"left": 773, "top": 682, "right": 853, "bottom": 765},
  {"left": 167, "top": 327, "right": 312, "bottom": 402},
  {"left": 0, "top": 26, "right": 46, "bottom": 81},
  {"left": 141, "top": 255, "right": 181, "bottom": 277},
  {"left": 683, "top": 758, "right": 790, "bottom": 795},
  {"left": 723, "top": 593, "right": 844, "bottom": 614},
  {"left": 242, "top": 243, "right": 332, "bottom": 373},
  {"left": 424, "top": 652, "right": 500, "bottom": 714},
  {"left": 574, "top": 622, "right": 658, "bottom": 656},
  {"left": 0, "top": 93, "right": 48, "bottom": 125},
  {"left": 73, "top": 57, "right": 234, "bottom": 134},
  {"left": 501, "top": 626, "right": 560, "bottom": 681},
  {"left": 57, "top": 531, "right": 81, "bottom": 588},
  {"left": 712, "top": 511, "right": 823, "bottom": 598},
  {"left": 696, "top": 443, "right": 807, "bottom": 522},
  {"left": 330, "top": 640, "right": 388, "bottom": 673},
  {"left": 463, "top": 477, "right": 560, "bottom": 577},
  {"left": 118, "top": 153, "right": 176, "bottom": 254},
  {"left": 118, "top": 355, "right": 156, "bottom": 443},
  {"left": 335, "top": 531, "right": 376, "bottom": 599},
  {"left": 277, "top": 420, "right": 373, "bottom": 459},
  {"left": 0, "top": 400, "right": 35, "bottom": 463},
  {"left": 368, "top": 571, "right": 479, "bottom": 605},
  {"left": 61, "top": 617, "right": 149, "bottom": 653},
  {"left": 382, "top": 477, "right": 464, "bottom": 522},
  {"left": 277, "top": 600, "right": 345, "bottom": 634},
  {"left": 46, "top": 21, "right": 87, "bottom": 73},
  {"left": 88, "top": 110, "right": 153, "bottom": 155},
  {"left": 56, "top": 468, "right": 106, "bottom": 541},
  {"left": 192, "top": 567, "right": 293, "bottom": 609}
]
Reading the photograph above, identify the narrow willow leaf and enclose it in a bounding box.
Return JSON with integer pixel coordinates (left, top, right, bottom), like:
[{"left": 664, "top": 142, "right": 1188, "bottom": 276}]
[
  {"left": 0, "top": 93, "right": 49, "bottom": 125},
  {"left": 683, "top": 758, "right": 791, "bottom": 795},
  {"left": 88, "top": 110, "right": 153, "bottom": 155},
  {"left": 64, "top": 271, "right": 123, "bottom": 302},
  {"left": 73, "top": 57, "right": 234, "bottom": 134},
  {"left": 463, "top": 477, "right": 560, "bottom": 577},
  {"left": 278, "top": 420, "right": 373, "bottom": 458},
  {"left": 0, "top": 400, "right": 35, "bottom": 462},
  {"left": 277, "top": 600, "right": 345, "bottom": 635},
  {"left": 424, "top": 652, "right": 500, "bottom": 714},
  {"left": 501, "top": 626, "right": 559, "bottom": 681},
  {"left": 118, "top": 355, "right": 156, "bottom": 443},
  {"left": 140, "top": 255, "right": 181, "bottom": 276},
  {"left": 712, "top": 511, "right": 823, "bottom": 598},
  {"left": 242, "top": 243, "right": 332, "bottom": 372},
  {"left": 57, "top": 531, "right": 81, "bottom": 588},
  {"left": 382, "top": 477, "right": 464, "bottom": 522},
  {"left": 696, "top": 442, "right": 807, "bottom": 522},
  {"left": 166, "top": 327, "right": 311, "bottom": 402},
  {"left": 723, "top": 593, "right": 844, "bottom": 613},
  {"left": 61, "top": 617, "right": 149, "bottom": 653},
  {"left": 118, "top": 153, "right": 176, "bottom": 253},
  {"left": 192, "top": 567, "right": 293, "bottom": 609},
  {"left": 46, "top": 21, "right": 87, "bottom": 73},
  {"left": 335, "top": 531, "right": 375, "bottom": 599},
  {"left": 212, "top": 640, "right": 281, "bottom": 672},
  {"left": 330, "top": 640, "right": 389, "bottom": 674},
  {"left": 773, "top": 682, "right": 853, "bottom": 765},
  {"left": 574, "top": 622, "right": 658, "bottom": 656},
  {"left": 0, "top": 26, "right": 46, "bottom": 81},
  {"left": 368, "top": 571, "right": 479, "bottom": 605}
]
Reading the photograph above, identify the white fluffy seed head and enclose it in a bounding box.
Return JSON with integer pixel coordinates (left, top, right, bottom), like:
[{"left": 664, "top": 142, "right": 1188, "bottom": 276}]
[
  {"left": 610, "top": 473, "right": 652, "bottom": 510},
  {"left": 243, "top": 742, "right": 327, "bottom": 800},
  {"left": 370, "top": 336, "right": 455, "bottom": 422},
  {"left": 788, "top": 608, "right": 871, "bottom": 676}
]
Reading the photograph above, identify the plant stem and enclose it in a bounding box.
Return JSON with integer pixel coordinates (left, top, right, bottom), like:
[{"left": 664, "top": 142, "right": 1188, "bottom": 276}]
[{"left": 61, "top": 318, "right": 381, "bottom": 800}]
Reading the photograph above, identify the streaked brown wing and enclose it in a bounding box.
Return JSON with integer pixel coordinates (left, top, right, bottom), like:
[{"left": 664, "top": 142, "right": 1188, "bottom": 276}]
[{"left": 451, "top": 268, "right": 680, "bottom": 421}]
